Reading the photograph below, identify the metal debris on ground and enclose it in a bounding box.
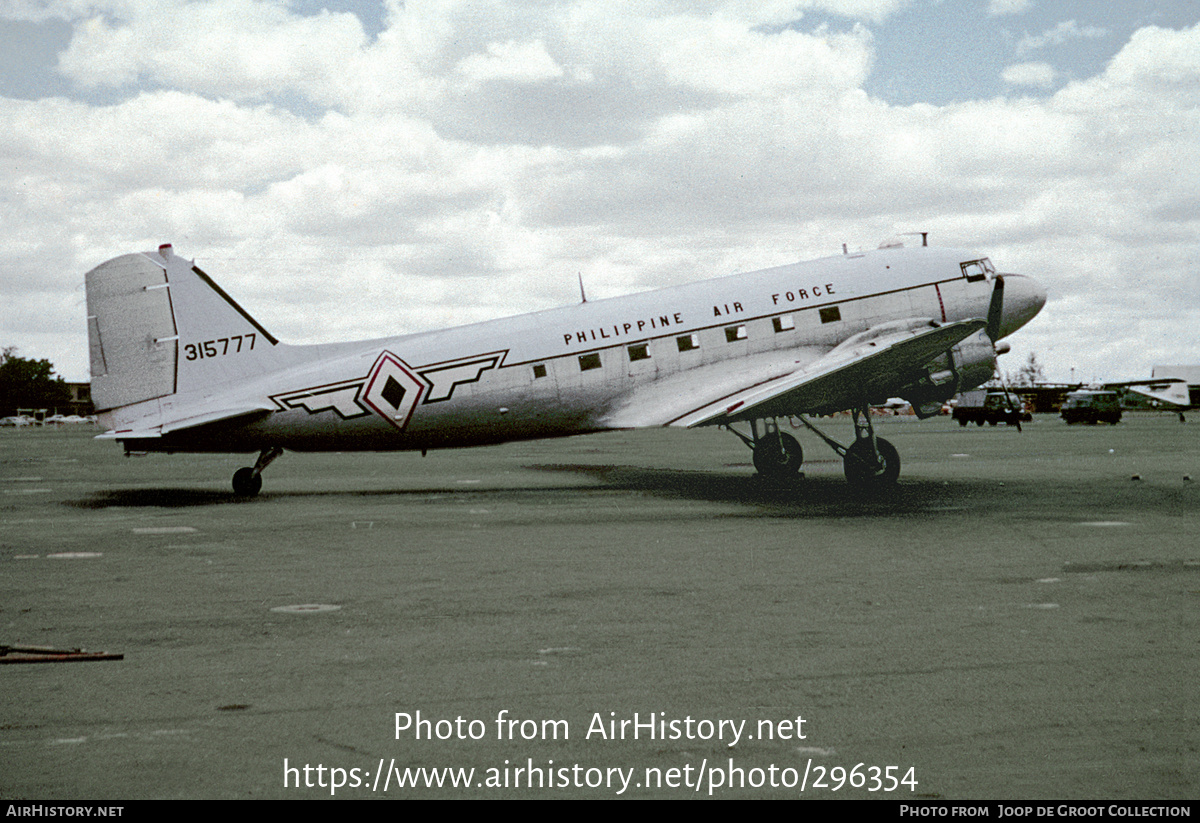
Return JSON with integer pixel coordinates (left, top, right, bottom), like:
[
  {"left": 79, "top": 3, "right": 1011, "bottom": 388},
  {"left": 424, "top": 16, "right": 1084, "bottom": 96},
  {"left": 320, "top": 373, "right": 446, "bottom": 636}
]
[{"left": 0, "top": 644, "right": 124, "bottom": 664}]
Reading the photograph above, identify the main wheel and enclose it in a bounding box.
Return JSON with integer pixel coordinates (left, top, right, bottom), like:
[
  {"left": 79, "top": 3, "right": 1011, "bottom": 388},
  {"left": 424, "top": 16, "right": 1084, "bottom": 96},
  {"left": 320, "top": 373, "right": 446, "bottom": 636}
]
[
  {"left": 753, "top": 431, "right": 803, "bottom": 481},
  {"left": 232, "top": 466, "right": 263, "bottom": 497},
  {"left": 843, "top": 437, "right": 900, "bottom": 490}
]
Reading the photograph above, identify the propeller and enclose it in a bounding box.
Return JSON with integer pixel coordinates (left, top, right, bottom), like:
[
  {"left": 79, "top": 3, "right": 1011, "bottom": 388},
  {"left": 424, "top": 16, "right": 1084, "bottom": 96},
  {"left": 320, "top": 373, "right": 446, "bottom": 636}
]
[
  {"left": 985, "top": 275, "right": 1023, "bottom": 432},
  {"left": 986, "top": 273, "right": 1006, "bottom": 342}
]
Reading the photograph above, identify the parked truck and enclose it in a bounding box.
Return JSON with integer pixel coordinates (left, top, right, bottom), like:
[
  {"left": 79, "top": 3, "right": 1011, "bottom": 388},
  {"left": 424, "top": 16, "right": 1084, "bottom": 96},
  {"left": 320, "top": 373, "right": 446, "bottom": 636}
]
[
  {"left": 1060, "top": 390, "right": 1122, "bottom": 424},
  {"left": 952, "top": 390, "right": 1031, "bottom": 426}
]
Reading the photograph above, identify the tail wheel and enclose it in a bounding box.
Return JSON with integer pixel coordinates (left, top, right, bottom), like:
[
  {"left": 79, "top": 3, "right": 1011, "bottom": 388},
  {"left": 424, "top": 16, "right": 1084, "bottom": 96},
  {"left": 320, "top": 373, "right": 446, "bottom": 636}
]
[
  {"left": 843, "top": 438, "right": 900, "bottom": 489},
  {"left": 753, "top": 431, "right": 803, "bottom": 481},
  {"left": 232, "top": 467, "right": 263, "bottom": 497}
]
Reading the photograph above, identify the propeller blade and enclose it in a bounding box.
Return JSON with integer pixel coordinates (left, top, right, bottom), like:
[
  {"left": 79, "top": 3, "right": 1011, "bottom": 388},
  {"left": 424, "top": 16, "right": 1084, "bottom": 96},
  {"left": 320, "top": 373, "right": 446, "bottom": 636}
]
[
  {"left": 986, "top": 276, "right": 1021, "bottom": 431},
  {"left": 995, "top": 371, "right": 1023, "bottom": 433},
  {"left": 986, "top": 274, "right": 1006, "bottom": 342}
]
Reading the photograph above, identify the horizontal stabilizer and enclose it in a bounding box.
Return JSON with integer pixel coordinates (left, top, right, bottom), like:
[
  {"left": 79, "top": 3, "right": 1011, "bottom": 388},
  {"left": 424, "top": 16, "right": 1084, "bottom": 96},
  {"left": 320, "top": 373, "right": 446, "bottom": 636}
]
[{"left": 97, "top": 405, "right": 274, "bottom": 440}]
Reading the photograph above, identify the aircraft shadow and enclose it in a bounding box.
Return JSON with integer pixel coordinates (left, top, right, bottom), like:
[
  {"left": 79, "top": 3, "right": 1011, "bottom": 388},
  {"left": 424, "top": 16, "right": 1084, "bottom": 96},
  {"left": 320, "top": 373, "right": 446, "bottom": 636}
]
[
  {"left": 65, "top": 488, "right": 259, "bottom": 509},
  {"left": 526, "top": 463, "right": 977, "bottom": 517},
  {"left": 63, "top": 463, "right": 983, "bottom": 517}
]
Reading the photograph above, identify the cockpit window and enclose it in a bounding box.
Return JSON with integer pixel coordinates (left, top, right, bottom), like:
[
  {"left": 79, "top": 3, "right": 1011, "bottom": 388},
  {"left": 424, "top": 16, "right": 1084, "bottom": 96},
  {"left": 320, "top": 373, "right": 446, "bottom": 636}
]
[{"left": 960, "top": 258, "right": 996, "bottom": 282}]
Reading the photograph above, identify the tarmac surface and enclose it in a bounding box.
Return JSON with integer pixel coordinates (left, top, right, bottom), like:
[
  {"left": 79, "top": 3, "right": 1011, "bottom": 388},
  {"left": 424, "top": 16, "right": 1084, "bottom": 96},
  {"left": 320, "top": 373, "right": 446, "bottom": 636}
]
[{"left": 2, "top": 415, "right": 1198, "bottom": 799}]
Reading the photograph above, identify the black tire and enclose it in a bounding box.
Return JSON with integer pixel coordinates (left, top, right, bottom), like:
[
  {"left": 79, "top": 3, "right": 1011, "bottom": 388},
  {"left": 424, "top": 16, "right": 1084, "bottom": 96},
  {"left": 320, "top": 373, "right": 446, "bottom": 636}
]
[
  {"left": 753, "top": 431, "right": 803, "bottom": 480},
  {"left": 232, "top": 467, "right": 263, "bottom": 497},
  {"left": 843, "top": 437, "right": 900, "bottom": 489}
]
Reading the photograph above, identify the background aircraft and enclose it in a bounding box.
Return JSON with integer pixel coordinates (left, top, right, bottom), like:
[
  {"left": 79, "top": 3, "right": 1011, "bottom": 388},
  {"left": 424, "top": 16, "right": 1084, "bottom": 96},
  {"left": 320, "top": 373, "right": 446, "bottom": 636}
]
[
  {"left": 84, "top": 241, "right": 1045, "bottom": 496},
  {"left": 1111, "top": 378, "right": 1192, "bottom": 420}
]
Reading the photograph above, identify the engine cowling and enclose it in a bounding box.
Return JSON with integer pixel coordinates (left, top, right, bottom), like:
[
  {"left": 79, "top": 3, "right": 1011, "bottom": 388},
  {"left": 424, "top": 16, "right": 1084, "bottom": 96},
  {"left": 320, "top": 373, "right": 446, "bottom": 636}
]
[{"left": 900, "top": 332, "right": 998, "bottom": 418}]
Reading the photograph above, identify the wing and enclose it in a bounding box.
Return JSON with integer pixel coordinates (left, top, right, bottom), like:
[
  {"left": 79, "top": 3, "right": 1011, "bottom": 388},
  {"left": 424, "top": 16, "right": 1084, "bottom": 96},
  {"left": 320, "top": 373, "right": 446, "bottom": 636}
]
[
  {"left": 1112, "top": 379, "right": 1191, "bottom": 409},
  {"left": 602, "top": 318, "right": 985, "bottom": 429}
]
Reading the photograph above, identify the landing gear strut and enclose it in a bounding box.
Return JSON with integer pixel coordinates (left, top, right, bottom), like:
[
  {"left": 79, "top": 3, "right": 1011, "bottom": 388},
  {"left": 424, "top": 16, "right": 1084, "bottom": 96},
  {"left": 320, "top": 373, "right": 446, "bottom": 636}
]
[
  {"left": 754, "top": 430, "right": 803, "bottom": 480},
  {"left": 726, "top": 419, "right": 805, "bottom": 483},
  {"left": 729, "top": 405, "right": 901, "bottom": 492},
  {"left": 826, "top": 405, "right": 899, "bottom": 490},
  {"left": 232, "top": 447, "right": 282, "bottom": 497},
  {"left": 841, "top": 408, "right": 900, "bottom": 489}
]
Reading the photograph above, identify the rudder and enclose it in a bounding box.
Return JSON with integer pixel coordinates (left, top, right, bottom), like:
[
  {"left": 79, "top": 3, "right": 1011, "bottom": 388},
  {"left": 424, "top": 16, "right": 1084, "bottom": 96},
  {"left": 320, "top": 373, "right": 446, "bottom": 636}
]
[{"left": 86, "top": 252, "right": 177, "bottom": 411}]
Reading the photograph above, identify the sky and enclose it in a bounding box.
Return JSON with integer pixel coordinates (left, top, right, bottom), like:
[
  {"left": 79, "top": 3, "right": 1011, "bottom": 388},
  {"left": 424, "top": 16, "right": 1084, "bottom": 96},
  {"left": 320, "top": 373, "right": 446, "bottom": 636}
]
[{"left": 2, "top": 0, "right": 1197, "bottom": 387}]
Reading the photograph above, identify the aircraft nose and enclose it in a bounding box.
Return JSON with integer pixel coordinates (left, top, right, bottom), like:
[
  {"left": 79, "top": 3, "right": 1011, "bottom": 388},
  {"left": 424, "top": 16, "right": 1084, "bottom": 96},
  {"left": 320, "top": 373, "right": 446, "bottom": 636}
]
[{"left": 998, "top": 274, "right": 1047, "bottom": 338}]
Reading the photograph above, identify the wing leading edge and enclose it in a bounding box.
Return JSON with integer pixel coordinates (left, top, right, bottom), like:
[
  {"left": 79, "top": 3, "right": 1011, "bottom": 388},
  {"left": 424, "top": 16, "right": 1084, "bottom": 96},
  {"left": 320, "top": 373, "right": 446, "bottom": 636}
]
[{"left": 668, "top": 318, "right": 987, "bottom": 428}]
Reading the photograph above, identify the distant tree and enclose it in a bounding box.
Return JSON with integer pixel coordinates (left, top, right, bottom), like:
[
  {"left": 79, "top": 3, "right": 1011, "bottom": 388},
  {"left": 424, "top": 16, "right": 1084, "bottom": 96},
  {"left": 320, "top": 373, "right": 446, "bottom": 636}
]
[
  {"left": 0, "top": 347, "right": 72, "bottom": 417},
  {"left": 1010, "top": 352, "right": 1046, "bottom": 387}
]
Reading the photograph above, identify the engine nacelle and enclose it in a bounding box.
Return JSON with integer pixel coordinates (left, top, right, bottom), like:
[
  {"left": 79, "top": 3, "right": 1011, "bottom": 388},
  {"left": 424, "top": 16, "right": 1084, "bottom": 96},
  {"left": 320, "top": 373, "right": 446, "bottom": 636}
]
[{"left": 900, "top": 332, "right": 998, "bottom": 418}]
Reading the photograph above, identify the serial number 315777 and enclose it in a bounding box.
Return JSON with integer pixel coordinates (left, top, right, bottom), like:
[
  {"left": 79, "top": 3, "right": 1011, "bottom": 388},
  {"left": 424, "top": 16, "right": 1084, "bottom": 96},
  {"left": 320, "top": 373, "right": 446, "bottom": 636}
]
[{"left": 184, "top": 334, "right": 258, "bottom": 361}]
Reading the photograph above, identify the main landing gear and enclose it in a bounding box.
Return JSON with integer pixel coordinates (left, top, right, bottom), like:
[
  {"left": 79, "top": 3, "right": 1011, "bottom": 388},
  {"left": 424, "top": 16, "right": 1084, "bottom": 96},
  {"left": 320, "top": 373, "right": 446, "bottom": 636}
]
[
  {"left": 726, "top": 406, "right": 900, "bottom": 492},
  {"left": 232, "top": 447, "right": 282, "bottom": 497},
  {"left": 840, "top": 410, "right": 900, "bottom": 489},
  {"left": 724, "top": 419, "right": 804, "bottom": 482}
]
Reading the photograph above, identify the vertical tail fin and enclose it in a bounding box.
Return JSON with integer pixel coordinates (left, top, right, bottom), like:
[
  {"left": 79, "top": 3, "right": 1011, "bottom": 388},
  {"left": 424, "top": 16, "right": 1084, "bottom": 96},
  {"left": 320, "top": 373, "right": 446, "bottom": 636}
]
[{"left": 86, "top": 244, "right": 286, "bottom": 414}]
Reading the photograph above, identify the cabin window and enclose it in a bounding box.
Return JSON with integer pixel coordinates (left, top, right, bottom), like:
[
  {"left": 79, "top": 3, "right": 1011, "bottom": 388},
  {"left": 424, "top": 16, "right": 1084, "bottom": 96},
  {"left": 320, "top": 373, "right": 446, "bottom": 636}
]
[
  {"left": 677, "top": 334, "right": 700, "bottom": 352},
  {"left": 627, "top": 343, "right": 650, "bottom": 362},
  {"left": 725, "top": 325, "right": 747, "bottom": 342},
  {"left": 772, "top": 315, "right": 795, "bottom": 333},
  {"left": 532, "top": 364, "right": 547, "bottom": 379},
  {"left": 819, "top": 307, "right": 841, "bottom": 324},
  {"left": 960, "top": 258, "right": 995, "bottom": 282},
  {"left": 579, "top": 353, "right": 602, "bottom": 371}
]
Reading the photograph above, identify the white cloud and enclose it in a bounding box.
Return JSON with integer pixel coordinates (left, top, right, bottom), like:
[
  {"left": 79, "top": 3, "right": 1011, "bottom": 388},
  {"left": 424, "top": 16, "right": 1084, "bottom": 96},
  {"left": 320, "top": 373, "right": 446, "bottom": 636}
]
[
  {"left": 800, "top": 0, "right": 910, "bottom": 24},
  {"left": 987, "top": 0, "right": 1032, "bottom": 16},
  {"left": 652, "top": 17, "right": 873, "bottom": 95},
  {"left": 56, "top": 0, "right": 370, "bottom": 106},
  {"left": 456, "top": 39, "right": 565, "bottom": 84},
  {"left": 0, "top": 0, "right": 99, "bottom": 23},
  {"left": 1016, "top": 19, "right": 1107, "bottom": 57},
  {"left": 1, "top": 4, "right": 1198, "bottom": 387},
  {"left": 1002, "top": 61, "right": 1056, "bottom": 88},
  {"left": 1104, "top": 24, "right": 1200, "bottom": 87}
]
